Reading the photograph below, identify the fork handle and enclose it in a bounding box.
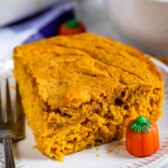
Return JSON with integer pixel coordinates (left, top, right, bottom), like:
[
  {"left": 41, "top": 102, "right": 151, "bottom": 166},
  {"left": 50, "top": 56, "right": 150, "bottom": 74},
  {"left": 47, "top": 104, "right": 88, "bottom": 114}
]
[{"left": 3, "top": 137, "right": 16, "bottom": 168}]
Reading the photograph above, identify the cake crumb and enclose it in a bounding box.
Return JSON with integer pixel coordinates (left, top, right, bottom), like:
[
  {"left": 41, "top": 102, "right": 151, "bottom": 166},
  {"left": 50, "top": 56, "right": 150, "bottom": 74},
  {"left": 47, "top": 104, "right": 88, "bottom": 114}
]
[
  {"left": 96, "top": 154, "right": 100, "bottom": 157},
  {"left": 106, "top": 149, "right": 113, "bottom": 154},
  {"left": 96, "top": 147, "right": 99, "bottom": 151},
  {"left": 117, "top": 141, "right": 124, "bottom": 146},
  {"left": 11, "top": 85, "right": 16, "bottom": 90}
]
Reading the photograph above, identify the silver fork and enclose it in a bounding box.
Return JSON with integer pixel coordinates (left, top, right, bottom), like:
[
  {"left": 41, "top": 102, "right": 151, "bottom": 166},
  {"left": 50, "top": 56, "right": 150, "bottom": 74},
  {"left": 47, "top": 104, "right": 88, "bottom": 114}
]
[{"left": 0, "top": 76, "right": 24, "bottom": 168}]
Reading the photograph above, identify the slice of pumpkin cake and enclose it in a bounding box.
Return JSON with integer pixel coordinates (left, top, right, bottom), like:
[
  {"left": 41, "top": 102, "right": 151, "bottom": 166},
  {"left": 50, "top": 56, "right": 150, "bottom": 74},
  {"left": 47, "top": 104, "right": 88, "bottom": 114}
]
[{"left": 13, "top": 33, "right": 164, "bottom": 161}]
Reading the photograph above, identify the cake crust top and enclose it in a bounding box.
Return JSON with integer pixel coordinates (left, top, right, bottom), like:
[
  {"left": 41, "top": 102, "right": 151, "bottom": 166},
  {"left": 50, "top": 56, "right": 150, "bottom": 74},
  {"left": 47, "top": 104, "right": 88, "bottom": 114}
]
[{"left": 13, "top": 33, "right": 163, "bottom": 109}]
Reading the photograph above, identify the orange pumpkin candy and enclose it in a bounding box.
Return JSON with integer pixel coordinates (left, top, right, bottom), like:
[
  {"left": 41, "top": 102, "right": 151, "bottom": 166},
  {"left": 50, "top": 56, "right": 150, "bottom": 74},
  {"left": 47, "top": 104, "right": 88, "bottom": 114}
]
[
  {"left": 126, "top": 116, "right": 160, "bottom": 157},
  {"left": 59, "top": 19, "right": 86, "bottom": 35}
]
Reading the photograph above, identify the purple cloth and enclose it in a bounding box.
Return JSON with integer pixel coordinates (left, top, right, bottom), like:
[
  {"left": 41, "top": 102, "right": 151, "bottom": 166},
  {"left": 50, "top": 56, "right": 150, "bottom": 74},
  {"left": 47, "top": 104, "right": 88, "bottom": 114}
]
[{"left": 10, "top": 0, "right": 75, "bottom": 43}]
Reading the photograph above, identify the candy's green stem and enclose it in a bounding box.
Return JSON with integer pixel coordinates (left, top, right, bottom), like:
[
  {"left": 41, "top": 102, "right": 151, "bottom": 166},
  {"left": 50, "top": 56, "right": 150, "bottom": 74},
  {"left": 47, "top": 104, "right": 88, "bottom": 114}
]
[
  {"left": 66, "top": 19, "right": 80, "bottom": 28},
  {"left": 137, "top": 116, "right": 148, "bottom": 123},
  {"left": 129, "top": 116, "right": 151, "bottom": 133}
]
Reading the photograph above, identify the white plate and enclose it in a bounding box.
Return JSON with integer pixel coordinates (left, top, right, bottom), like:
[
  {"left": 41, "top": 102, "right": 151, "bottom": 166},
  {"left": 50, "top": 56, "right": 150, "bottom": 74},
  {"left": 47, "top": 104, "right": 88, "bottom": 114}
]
[{"left": 1, "top": 57, "right": 168, "bottom": 168}]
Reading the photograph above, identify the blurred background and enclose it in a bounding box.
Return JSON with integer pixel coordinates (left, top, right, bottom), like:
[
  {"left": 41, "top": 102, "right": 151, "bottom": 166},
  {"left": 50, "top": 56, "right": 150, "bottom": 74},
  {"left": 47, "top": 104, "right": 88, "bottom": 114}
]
[{"left": 1, "top": 0, "right": 168, "bottom": 57}]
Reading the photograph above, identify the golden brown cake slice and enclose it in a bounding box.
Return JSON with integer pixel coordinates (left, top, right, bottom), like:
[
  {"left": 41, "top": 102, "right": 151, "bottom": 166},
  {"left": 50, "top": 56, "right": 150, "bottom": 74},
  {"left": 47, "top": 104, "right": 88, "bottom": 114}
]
[{"left": 13, "top": 33, "right": 164, "bottom": 161}]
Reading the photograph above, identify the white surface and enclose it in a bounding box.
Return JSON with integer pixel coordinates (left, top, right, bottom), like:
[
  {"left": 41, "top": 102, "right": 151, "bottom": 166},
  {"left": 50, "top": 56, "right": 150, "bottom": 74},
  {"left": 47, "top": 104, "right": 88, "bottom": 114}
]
[
  {"left": 0, "top": 0, "right": 60, "bottom": 27},
  {"left": 104, "top": 0, "right": 168, "bottom": 55},
  {"left": 76, "top": 0, "right": 118, "bottom": 38},
  {"left": 0, "top": 58, "right": 168, "bottom": 168}
]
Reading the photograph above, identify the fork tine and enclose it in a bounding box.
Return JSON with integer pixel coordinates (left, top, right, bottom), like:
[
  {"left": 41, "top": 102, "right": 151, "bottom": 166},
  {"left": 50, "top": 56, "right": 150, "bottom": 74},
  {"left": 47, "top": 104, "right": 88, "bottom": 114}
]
[
  {"left": 8, "top": 77, "right": 17, "bottom": 122},
  {"left": 0, "top": 76, "right": 24, "bottom": 168},
  {"left": 1, "top": 78, "right": 7, "bottom": 123}
]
